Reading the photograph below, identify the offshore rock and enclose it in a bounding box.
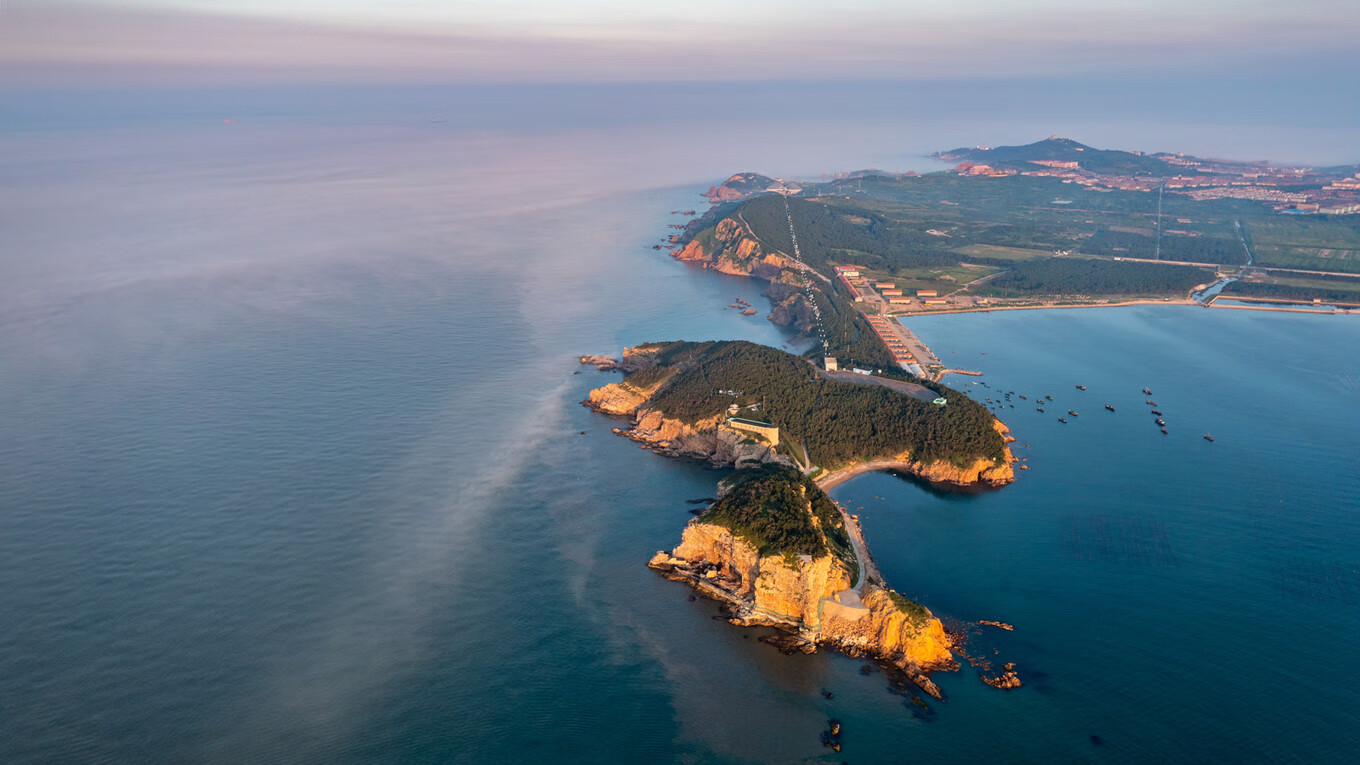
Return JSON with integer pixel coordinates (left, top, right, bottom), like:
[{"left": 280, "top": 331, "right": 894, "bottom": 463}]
[{"left": 983, "top": 663, "right": 1022, "bottom": 689}]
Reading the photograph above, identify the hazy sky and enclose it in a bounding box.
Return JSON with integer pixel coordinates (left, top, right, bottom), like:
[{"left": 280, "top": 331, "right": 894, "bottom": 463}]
[{"left": 6, "top": 0, "right": 1358, "bottom": 86}]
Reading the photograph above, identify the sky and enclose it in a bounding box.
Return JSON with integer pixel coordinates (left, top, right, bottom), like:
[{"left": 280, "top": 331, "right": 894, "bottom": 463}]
[{"left": 5, "top": 0, "right": 1359, "bottom": 87}]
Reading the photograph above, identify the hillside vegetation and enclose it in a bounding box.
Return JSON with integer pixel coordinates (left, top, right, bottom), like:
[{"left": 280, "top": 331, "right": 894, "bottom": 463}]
[
  {"left": 629, "top": 340, "right": 1006, "bottom": 469},
  {"left": 702, "top": 463, "right": 853, "bottom": 560},
  {"left": 978, "top": 259, "right": 1212, "bottom": 297}
]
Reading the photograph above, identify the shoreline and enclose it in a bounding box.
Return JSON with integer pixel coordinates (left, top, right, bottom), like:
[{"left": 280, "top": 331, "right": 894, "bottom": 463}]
[
  {"left": 889, "top": 297, "right": 1198, "bottom": 318},
  {"left": 815, "top": 459, "right": 1010, "bottom": 493},
  {"left": 816, "top": 461, "right": 920, "bottom": 492}
]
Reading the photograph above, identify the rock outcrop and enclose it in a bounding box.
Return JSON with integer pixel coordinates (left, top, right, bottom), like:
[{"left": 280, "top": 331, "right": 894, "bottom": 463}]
[
  {"left": 763, "top": 282, "right": 816, "bottom": 334},
  {"left": 983, "top": 663, "right": 1022, "bottom": 689},
  {"left": 911, "top": 453, "right": 1016, "bottom": 486},
  {"left": 649, "top": 521, "right": 958, "bottom": 697},
  {"left": 672, "top": 217, "right": 788, "bottom": 278},
  {"left": 584, "top": 386, "right": 788, "bottom": 468},
  {"left": 578, "top": 345, "right": 663, "bottom": 374}
]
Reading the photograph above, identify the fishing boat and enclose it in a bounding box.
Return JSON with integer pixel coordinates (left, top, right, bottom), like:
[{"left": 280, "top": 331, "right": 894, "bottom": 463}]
[
  {"left": 1036, "top": 407, "right": 1045, "bottom": 412},
  {"left": 1105, "top": 404, "right": 1116, "bottom": 412},
  {"left": 1161, "top": 428, "right": 1168, "bottom": 434},
  {"left": 1146, "top": 400, "right": 1157, "bottom": 406},
  {"left": 1151, "top": 410, "right": 1162, "bottom": 416},
  {"left": 1203, "top": 434, "right": 1214, "bottom": 442},
  {"left": 1045, "top": 395, "right": 1053, "bottom": 400},
  {"left": 1058, "top": 417, "right": 1067, "bottom": 423},
  {"left": 1068, "top": 410, "right": 1079, "bottom": 417},
  {"left": 1156, "top": 419, "right": 1166, "bottom": 426},
  {"left": 1143, "top": 387, "right": 1152, "bottom": 395},
  {"left": 1076, "top": 384, "right": 1086, "bottom": 390}
]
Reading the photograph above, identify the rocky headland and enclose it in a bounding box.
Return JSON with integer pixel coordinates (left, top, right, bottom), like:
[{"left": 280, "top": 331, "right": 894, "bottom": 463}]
[
  {"left": 646, "top": 464, "right": 958, "bottom": 697},
  {"left": 671, "top": 216, "right": 790, "bottom": 280}
]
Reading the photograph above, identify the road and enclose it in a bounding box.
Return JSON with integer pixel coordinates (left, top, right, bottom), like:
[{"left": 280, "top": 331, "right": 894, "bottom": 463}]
[
  {"left": 840, "top": 507, "right": 875, "bottom": 592},
  {"left": 816, "top": 367, "right": 938, "bottom": 402}
]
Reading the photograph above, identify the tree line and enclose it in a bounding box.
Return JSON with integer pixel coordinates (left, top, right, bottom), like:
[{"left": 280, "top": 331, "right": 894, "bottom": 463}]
[{"left": 978, "top": 259, "right": 1212, "bottom": 297}]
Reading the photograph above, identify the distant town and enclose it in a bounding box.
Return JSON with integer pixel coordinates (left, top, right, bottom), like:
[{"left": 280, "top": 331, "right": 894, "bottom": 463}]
[
  {"left": 669, "top": 137, "right": 1360, "bottom": 330},
  {"left": 945, "top": 140, "right": 1360, "bottom": 216}
]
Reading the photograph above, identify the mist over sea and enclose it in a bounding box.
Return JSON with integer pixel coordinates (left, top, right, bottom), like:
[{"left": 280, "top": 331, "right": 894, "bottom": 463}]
[{"left": 2, "top": 84, "right": 1358, "bottom": 762}]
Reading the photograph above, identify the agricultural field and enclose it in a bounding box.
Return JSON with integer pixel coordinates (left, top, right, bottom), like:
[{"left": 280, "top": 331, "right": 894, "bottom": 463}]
[
  {"left": 1244, "top": 217, "right": 1360, "bottom": 273},
  {"left": 952, "top": 244, "right": 1054, "bottom": 261}
]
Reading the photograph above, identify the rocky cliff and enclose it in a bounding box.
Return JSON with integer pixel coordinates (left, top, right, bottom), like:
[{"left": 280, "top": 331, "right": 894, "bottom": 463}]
[
  {"left": 672, "top": 217, "right": 788, "bottom": 278},
  {"left": 649, "top": 519, "right": 958, "bottom": 698},
  {"left": 763, "top": 281, "right": 817, "bottom": 334},
  {"left": 584, "top": 380, "right": 789, "bottom": 468}
]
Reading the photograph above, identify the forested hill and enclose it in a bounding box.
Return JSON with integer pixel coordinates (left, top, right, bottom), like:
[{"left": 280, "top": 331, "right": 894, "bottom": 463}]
[
  {"left": 700, "top": 463, "right": 854, "bottom": 560},
  {"left": 626, "top": 340, "right": 1007, "bottom": 469},
  {"left": 937, "top": 137, "right": 1175, "bottom": 176}
]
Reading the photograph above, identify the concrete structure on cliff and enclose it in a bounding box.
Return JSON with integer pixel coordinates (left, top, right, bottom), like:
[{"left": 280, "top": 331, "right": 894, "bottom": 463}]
[{"left": 725, "top": 417, "right": 779, "bottom": 447}]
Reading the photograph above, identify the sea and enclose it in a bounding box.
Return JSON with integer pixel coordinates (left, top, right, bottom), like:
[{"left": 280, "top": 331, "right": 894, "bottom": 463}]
[{"left": 2, "top": 85, "right": 1358, "bottom": 763}]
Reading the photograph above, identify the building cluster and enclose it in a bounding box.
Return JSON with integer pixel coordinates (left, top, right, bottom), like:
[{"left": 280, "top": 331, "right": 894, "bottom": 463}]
[
  {"left": 724, "top": 417, "right": 779, "bottom": 447},
  {"left": 865, "top": 314, "right": 920, "bottom": 373},
  {"left": 833, "top": 265, "right": 864, "bottom": 302},
  {"left": 978, "top": 157, "right": 1360, "bottom": 215},
  {"left": 954, "top": 163, "right": 1017, "bottom": 178},
  {"left": 836, "top": 267, "right": 954, "bottom": 311}
]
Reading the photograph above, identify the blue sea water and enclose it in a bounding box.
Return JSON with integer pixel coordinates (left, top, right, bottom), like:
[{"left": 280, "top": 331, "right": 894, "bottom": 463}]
[{"left": 2, "top": 89, "right": 1359, "bottom": 763}]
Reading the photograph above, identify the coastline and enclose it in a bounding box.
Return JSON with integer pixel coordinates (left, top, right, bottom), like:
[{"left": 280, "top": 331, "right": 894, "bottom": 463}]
[
  {"left": 817, "top": 461, "right": 924, "bottom": 492},
  {"left": 892, "top": 295, "right": 1358, "bottom": 320},
  {"left": 889, "top": 297, "right": 1198, "bottom": 318}
]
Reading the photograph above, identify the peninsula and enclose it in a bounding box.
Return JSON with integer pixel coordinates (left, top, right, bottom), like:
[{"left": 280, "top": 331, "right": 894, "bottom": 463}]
[
  {"left": 581, "top": 340, "right": 1016, "bottom": 694},
  {"left": 667, "top": 137, "right": 1360, "bottom": 334}
]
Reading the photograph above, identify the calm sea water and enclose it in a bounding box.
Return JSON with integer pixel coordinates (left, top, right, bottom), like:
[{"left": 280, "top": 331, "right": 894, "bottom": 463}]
[{"left": 2, "top": 89, "right": 1358, "bottom": 763}]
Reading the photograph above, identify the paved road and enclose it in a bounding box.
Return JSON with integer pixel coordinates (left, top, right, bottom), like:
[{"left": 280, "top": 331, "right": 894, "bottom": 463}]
[
  {"left": 842, "top": 510, "right": 871, "bottom": 592},
  {"left": 816, "top": 367, "right": 938, "bottom": 402}
]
